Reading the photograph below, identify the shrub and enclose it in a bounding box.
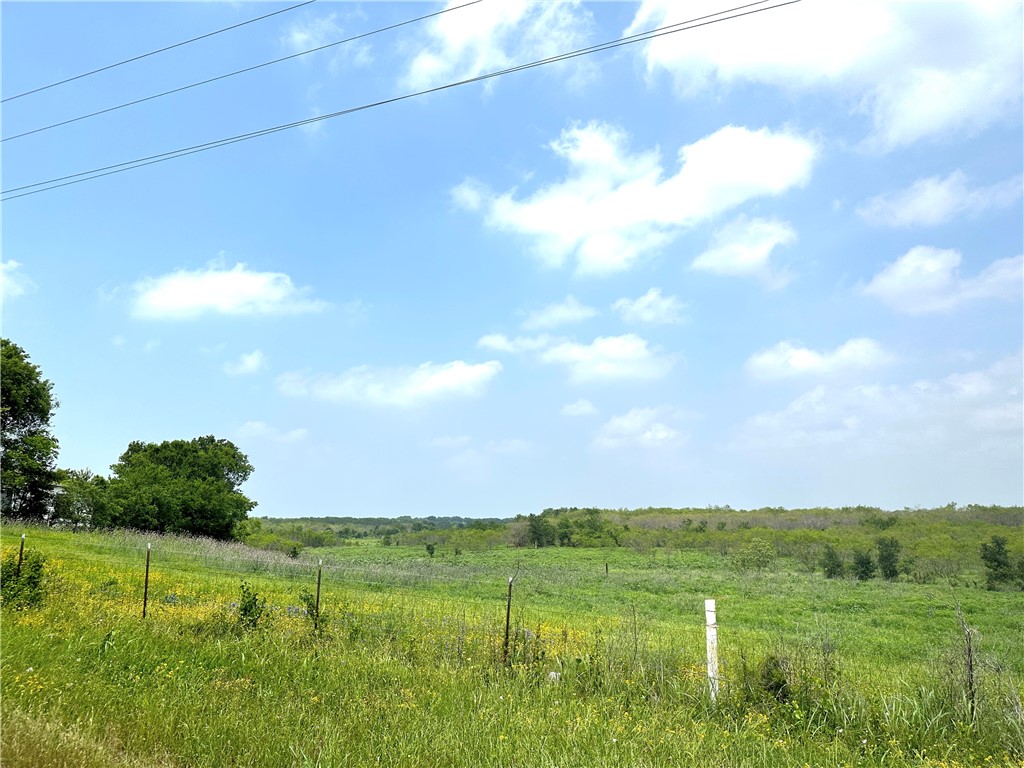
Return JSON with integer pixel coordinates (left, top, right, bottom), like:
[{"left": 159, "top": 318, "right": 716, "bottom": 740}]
[
  {"left": 876, "top": 537, "right": 901, "bottom": 580},
  {"left": 734, "top": 538, "right": 776, "bottom": 571},
  {"left": 980, "top": 535, "right": 1012, "bottom": 589},
  {"left": 821, "top": 544, "right": 844, "bottom": 579},
  {"left": 425, "top": 543, "right": 435, "bottom": 558},
  {"left": 237, "top": 580, "right": 266, "bottom": 630},
  {"left": 852, "top": 550, "right": 876, "bottom": 581},
  {"left": 0, "top": 548, "right": 49, "bottom": 609}
]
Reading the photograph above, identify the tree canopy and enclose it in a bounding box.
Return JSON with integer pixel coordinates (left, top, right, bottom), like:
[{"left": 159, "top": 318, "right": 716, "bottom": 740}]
[
  {"left": 95, "top": 436, "right": 256, "bottom": 540},
  {"left": 1, "top": 339, "right": 59, "bottom": 519}
]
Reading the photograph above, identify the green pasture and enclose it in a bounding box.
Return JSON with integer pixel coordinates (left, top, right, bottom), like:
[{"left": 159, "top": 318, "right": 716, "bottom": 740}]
[{"left": 1, "top": 523, "right": 1022, "bottom": 767}]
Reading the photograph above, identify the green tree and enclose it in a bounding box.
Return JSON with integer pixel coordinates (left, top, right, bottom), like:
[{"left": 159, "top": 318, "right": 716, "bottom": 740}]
[
  {"left": 852, "top": 550, "right": 877, "bottom": 581},
  {"left": 98, "top": 436, "right": 256, "bottom": 540},
  {"left": 526, "top": 514, "right": 557, "bottom": 547},
  {"left": 52, "top": 468, "right": 110, "bottom": 528},
  {"left": 1, "top": 339, "right": 59, "bottom": 520},
  {"left": 980, "top": 535, "right": 1012, "bottom": 589},
  {"left": 876, "top": 537, "right": 902, "bottom": 580},
  {"left": 821, "top": 543, "right": 845, "bottom": 579}
]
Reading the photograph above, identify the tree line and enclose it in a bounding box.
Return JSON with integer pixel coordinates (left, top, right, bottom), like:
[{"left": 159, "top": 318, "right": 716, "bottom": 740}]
[{"left": 2, "top": 339, "right": 255, "bottom": 540}]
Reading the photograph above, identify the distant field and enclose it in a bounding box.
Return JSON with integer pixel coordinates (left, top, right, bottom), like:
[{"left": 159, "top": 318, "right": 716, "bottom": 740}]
[{"left": 1, "top": 520, "right": 1022, "bottom": 767}]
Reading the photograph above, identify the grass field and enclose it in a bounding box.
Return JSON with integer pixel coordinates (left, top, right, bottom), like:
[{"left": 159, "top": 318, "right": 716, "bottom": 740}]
[{"left": 1, "top": 521, "right": 1022, "bottom": 767}]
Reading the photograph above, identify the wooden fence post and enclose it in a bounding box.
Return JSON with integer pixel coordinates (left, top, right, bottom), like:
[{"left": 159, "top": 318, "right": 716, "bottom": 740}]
[
  {"left": 502, "top": 563, "right": 521, "bottom": 664},
  {"left": 705, "top": 598, "right": 719, "bottom": 702},
  {"left": 315, "top": 559, "right": 323, "bottom": 631},
  {"left": 142, "top": 543, "right": 151, "bottom": 619},
  {"left": 16, "top": 534, "right": 25, "bottom": 578}
]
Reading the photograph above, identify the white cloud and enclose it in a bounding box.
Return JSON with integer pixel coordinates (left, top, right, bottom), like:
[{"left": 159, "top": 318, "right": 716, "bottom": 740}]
[
  {"left": 0, "top": 260, "right": 35, "bottom": 300},
  {"left": 691, "top": 216, "right": 796, "bottom": 288},
  {"left": 143, "top": 339, "right": 161, "bottom": 353},
  {"left": 224, "top": 350, "right": 267, "bottom": 376},
  {"left": 281, "top": 14, "right": 371, "bottom": 71},
  {"left": 862, "top": 247, "right": 1023, "bottom": 315},
  {"left": 238, "top": 420, "right": 308, "bottom": 444},
  {"left": 477, "top": 333, "right": 557, "bottom": 354},
  {"left": 628, "top": 1, "right": 1023, "bottom": 151},
  {"left": 457, "top": 122, "right": 816, "bottom": 276},
  {"left": 522, "top": 295, "right": 598, "bottom": 330},
  {"left": 746, "top": 338, "right": 893, "bottom": 380},
  {"left": 539, "top": 334, "right": 673, "bottom": 383},
  {"left": 594, "top": 407, "right": 681, "bottom": 450},
  {"left": 403, "top": 0, "right": 593, "bottom": 90},
  {"left": 132, "top": 263, "right": 328, "bottom": 320},
  {"left": 858, "top": 171, "right": 1023, "bottom": 228},
  {"left": 736, "top": 353, "right": 1023, "bottom": 452},
  {"left": 277, "top": 360, "right": 502, "bottom": 407},
  {"left": 561, "top": 398, "right": 597, "bottom": 416},
  {"left": 612, "top": 288, "right": 686, "bottom": 325}
]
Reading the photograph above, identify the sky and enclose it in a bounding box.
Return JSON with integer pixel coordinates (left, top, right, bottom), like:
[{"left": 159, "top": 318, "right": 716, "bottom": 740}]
[{"left": 2, "top": 0, "right": 1022, "bottom": 518}]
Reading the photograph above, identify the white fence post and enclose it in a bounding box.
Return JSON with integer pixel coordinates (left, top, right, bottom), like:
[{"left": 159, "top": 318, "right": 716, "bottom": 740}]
[{"left": 705, "top": 598, "right": 719, "bottom": 702}]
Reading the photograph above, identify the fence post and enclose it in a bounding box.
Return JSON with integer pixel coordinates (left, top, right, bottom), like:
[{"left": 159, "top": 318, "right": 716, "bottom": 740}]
[
  {"left": 142, "top": 543, "right": 151, "bottom": 619},
  {"left": 705, "top": 598, "right": 719, "bottom": 702},
  {"left": 16, "top": 534, "right": 25, "bottom": 578},
  {"left": 502, "top": 576, "right": 514, "bottom": 664},
  {"left": 315, "top": 559, "right": 323, "bottom": 631},
  {"left": 501, "top": 565, "right": 520, "bottom": 667}
]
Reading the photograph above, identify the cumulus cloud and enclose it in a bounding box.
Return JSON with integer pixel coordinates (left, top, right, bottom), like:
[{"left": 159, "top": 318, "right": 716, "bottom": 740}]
[
  {"left": 628, "top": 1, "right": 1023, "bottom": 151},
  {"left": 476, "top": 333, "right": 557, "bottom": 354},
  {"left": 455, "top": 122, "right": 816, "bottom": 275},
  {"left": 1, "top": 260, "right": 35, "bottom": 300},
  {"left": 594, "top": 407, "right": 681, "bottom": 449},
  {"left": 403, "top": 0, "right": 593, "bottom": 90},
  {"left": 277, "top": 360, "right": 502, "bottom": 407},
  {"left": 735, "top": 353, "right": 1022, "bottom": 452},
  {"left": 238, "top": 420, "right": 308, "bottom": 444},
  {"left": 539, "top": 334, "right": 673, "bottom": 383},
  {"left": 132, "top": 263, "right": 328, "bottom": 320},
  {"left": 691, "top": 216, "right": 796, "bottom": 288},
  {"left": 560, "top": 398, "right": 597, "bottom": 416},
  {"left": 746, "top": 338, "right": 893, "bottom": 380},
  {"left": 862, "top": 247, "right": 1023, "bottom": 315},
  {"left": 224, "top": 350, "right": 266, "bottom": 376},
  {"left": 858, "top": 171, "right": 1023, "bottom": 228},
  {"left": 521, "top": 295, "right": 598, "bottom": 330},
  {"left": 612, "top": 288, "right": 686, "bottom": 324},
  {"left": 281, "top": 13, "right": 372, "bottom": 70}
]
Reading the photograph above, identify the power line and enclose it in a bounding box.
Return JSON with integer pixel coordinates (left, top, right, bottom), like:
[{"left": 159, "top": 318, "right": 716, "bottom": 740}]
[
  {"left": 2, "top": 0, "right": 316, "bottom": 103},
  {"left": 1, "top": 0, "right": 799, "bottom": 202},
  {"left": 3, "top": 0, "right": 483, "bottom": 143}
]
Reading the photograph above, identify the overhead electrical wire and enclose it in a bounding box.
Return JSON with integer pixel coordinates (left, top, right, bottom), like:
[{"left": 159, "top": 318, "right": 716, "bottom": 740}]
[
  {"left": 3, "top": 0, "right": 317, "bottom": 103},
  {"left": 2, "top": 0, "right": 483, "bottom": 143},
  {"left": 1, "top": 0, "right": 800, "bottom": 203}
]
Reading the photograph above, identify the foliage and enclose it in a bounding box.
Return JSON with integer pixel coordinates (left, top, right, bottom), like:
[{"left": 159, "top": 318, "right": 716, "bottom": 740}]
[
  {"left": 52, "top": 469, "right": 110, "bottom": 528},
  {"left": 734, "top": 537, "right": 777, "bottom": 571},
  {"left": 236, "top": 580, "right": 266, "bottom": 630},
  {"left": 526, "top": 514, "right": 557, "bottom": 547},
  {"left": 1, "top": 339, "right": 59, "bottom": 521},
  {"left": 97, "top": 436, "right": 255, "bottom": 540},
  {"left": 0, "top": 547, "right": 49, "bottom": 609},
  {"left": 821, "top": 543, "right": 844, "bottom": 579},
  {"left": 979, "top": 535, "right": 1022, "bottom": 591},
  {"left": 424, "top": 543, "right": 435, "bottom": 557},
  {"left": 876, "top": 537, "right": 902, "bottom": 580},
  {"left": 852, "top": 550, "right": 877, "bottom": 581}
]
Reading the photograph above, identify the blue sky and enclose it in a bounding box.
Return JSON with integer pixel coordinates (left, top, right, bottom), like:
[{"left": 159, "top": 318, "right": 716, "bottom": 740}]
[{"left": 3, "top": 0, "right": 1022, "bottom": 518}]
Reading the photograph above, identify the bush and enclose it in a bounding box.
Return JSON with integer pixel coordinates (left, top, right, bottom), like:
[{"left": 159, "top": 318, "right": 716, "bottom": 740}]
[
  {"left": 237, "top": 580, "right": 266, "bottom": 630},
  {"left": 876, "top": 537, "right": 901, "bottom": 580},
  {"left": 852, "top": 550, "right": 876, "bottom": 581},
  {"left": 821, "top": 544, "right": 844, "bottom": 579},
  {"left": 0, "top": 547, "right": 49, "bottom": 609},
  {"left": 734, "top": 538, "right": 776, "bottom": 571},
  {"left": 980, "top": 535, "right": 1012, "bottom": 590}
]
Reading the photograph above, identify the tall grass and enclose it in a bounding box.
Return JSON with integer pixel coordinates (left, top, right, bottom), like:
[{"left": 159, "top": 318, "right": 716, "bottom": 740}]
[{"left": 2, "top": 523, "right": 1022, "bottom": 767}]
